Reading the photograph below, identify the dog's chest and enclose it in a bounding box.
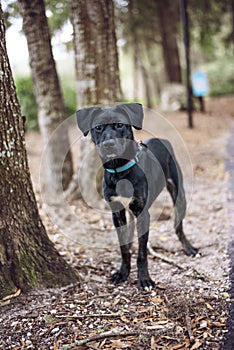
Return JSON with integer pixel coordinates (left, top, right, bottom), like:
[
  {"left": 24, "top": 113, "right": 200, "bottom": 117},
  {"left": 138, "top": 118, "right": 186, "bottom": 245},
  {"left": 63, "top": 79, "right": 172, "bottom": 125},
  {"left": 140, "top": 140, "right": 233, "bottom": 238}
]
[{"left": 110, "top": 178, "right": 134, "bottom": 209}]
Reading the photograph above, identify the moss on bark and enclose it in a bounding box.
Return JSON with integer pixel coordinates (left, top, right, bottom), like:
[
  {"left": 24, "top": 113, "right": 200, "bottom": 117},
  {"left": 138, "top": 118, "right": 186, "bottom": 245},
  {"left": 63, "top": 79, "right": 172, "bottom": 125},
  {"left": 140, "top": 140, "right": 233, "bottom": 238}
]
[{"left": 0, "top": 4, "right": 78, "bottom": 300}]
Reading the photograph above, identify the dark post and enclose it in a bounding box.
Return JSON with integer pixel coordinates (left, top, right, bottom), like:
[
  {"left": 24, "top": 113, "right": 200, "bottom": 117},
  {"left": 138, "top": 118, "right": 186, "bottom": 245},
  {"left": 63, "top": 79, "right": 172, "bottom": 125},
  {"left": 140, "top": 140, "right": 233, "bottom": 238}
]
[{"left": 181, "top": 0, "right": 193, "bottom": 128}]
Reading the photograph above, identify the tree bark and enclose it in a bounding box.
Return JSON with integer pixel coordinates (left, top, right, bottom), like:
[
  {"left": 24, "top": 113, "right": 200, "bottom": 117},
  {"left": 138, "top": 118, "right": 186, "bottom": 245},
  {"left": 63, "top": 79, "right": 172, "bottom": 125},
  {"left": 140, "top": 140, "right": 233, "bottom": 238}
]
[
  {"left": 139, "top": 61, "right": 153, "bottom": 109},
  {"left": 18, "top": 0, "right": 73, "bottom": 199},
  {"left": 68, "top": 0, "right": 122, "bottom": 203},
  {"left": 128, "top": 0, "right": 140, "bottom": 101},
  {"left": 69, "top": 0, "right": 122, "bottom": 106},
  {"left": 156, "top": 0, "right": 182, "bottom": 83},
  {"left": 0, "top": 4, "right": 78, "bottom": 299}
]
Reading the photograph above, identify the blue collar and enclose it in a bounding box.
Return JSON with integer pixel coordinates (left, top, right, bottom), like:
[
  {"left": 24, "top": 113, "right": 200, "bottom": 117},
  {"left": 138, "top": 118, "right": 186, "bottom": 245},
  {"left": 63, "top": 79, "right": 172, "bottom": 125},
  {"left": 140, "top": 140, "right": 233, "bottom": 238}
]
[{"left": 105, "top": 141, "right": 143, "bottom": 174}]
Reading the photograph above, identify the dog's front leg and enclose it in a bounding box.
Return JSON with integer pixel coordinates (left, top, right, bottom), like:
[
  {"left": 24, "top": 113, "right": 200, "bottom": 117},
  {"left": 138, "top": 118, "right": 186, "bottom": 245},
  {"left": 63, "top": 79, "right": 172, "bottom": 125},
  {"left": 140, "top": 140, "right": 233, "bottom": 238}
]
[
  {"left": 111, "top": 209, "right": 132, "bottom": 285},
  {"left": 132, "top": 208, "right": 155, "bottom": 290}
]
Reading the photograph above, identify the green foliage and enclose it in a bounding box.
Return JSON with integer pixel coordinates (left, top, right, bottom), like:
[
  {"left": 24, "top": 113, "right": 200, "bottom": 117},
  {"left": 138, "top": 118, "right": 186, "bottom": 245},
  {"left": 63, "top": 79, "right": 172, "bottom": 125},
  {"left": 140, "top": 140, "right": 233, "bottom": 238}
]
[
  {"left": 15, "top": 75, "right": 77, "bottom": 130},
  {"left": 4, "top": 0, "right": 70, "bottom": 38},
  {"left": 61, "top": 83, "right": 77, "bottom": 116},
  {"left": 44, "top": 0, "right": 69, "bottom": 36},
  {"left": 188, "top": 0, "right": 232, "bottom": 59},
  {"left": 15, "top": 76, "right": 39, "bottom": 131},
  {"left": 204, "top": 56, "right": 234, "bottom": 96},
  {"left": 2, "top": 1, "right": 19, "bottom": 29}
]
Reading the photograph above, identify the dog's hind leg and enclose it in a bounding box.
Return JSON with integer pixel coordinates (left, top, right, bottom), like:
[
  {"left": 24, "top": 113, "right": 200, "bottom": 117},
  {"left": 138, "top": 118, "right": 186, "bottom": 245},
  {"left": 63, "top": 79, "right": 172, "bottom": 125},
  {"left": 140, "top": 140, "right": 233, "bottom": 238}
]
[
  {"left": 167, "top": 156, "right": 198, "bottom": 257},
  {"left": 111, "top": 209, "right": 134, "bottom": 284}
]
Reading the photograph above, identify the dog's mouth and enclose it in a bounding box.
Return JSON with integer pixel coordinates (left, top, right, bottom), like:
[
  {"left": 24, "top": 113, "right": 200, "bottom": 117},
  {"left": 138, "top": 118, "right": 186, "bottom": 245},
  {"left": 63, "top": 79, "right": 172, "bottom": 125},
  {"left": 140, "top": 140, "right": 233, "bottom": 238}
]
[
  {"left": 97, "top": 142, "right": 124, "bottom": 160},
  {"left": 105, "top": 153, "right": 118, "bottom": 159}
]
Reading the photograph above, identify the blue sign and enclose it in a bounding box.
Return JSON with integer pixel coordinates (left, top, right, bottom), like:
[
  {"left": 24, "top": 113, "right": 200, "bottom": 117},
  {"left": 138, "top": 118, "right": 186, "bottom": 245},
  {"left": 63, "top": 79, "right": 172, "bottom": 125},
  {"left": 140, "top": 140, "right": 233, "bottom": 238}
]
[{"left": 192, "top": 70, "right": 209, "bottom": 97}]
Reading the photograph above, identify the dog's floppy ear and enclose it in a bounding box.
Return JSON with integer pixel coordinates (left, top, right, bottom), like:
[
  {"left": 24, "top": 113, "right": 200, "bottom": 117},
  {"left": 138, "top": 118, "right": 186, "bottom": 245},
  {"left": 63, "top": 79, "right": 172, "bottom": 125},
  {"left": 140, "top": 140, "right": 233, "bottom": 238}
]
[
  {"left": 115, "top": 103, "right": 143, "bottom": 130},
  {"left": 76, "top": 106, "right": 101, "bottom": 136}
]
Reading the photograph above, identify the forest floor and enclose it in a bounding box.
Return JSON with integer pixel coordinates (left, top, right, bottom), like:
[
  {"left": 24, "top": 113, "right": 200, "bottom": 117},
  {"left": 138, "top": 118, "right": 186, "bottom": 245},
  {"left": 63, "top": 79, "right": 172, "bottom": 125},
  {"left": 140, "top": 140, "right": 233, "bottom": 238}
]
[{"left": 1, "top": 95, "right": 234, "bottom": 350}]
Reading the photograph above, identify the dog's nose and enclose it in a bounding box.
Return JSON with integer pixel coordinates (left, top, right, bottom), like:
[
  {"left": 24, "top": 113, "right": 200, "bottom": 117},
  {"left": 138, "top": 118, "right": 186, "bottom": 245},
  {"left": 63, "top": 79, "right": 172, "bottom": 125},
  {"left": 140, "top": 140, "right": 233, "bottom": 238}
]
[{"left": 103, "top": 139, "right": 115, "bottom": 148}]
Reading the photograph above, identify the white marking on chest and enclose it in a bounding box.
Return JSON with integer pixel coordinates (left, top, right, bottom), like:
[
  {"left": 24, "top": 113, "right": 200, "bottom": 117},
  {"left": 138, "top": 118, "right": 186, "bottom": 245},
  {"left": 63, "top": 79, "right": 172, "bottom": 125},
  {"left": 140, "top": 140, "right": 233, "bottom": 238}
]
[{"left": 110, "top": 195, "right": 132, "bottom": 209}]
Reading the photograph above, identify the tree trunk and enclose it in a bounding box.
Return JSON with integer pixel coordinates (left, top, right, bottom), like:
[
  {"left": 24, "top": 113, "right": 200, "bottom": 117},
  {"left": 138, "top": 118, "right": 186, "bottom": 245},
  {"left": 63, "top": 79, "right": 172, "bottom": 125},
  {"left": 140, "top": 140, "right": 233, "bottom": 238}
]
[
  {"left": 18, "top": 0, "right": 73, "bottom": 200},
  {"left": 70, "top": 0, "right": 122, "bottom": 106},
  {"left": 140, "top": 62, "right": 153, "bottom": 109},
  {"left": 128, "top": 0, "right": 140, "bottom": 101},
  {"left": 68, "top": 0, "right": 122, "bottom": 204},
  {"left": 232, "top": 0, "right": 234, "bottom": 56},
  {"left": 145, "top": 43, "right": 162, "bottom": 103},
  {"left": 156, "top": 0, "right": 182, "bottom": 83},
  {"left": 0, "top": 5, "right": 77, "bottom": 299}
]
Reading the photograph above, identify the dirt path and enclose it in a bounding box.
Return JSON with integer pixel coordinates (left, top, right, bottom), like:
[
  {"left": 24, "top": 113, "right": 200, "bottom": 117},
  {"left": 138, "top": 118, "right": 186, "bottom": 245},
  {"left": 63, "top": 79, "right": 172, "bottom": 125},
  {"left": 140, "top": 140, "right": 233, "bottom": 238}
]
[{"left": 0, "top": 96, "right": 234, "bottom": 349}]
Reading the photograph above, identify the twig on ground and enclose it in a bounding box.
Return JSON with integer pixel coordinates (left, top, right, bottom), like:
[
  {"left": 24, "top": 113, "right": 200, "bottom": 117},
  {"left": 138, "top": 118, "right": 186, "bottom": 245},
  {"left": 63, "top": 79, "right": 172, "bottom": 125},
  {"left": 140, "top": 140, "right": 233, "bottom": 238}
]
[
  {"left": 62, "top": 329, "right": 141, "bottom": 349},
  {"left": 57, "top": 313, "right": 119, "bottom": 319},
  {"left": 185, "top": 307, "right": 195, "bottom": 343},
  {"left": 87, "top": 345, "right": 101, "bottom": 350},
  {"left": 147, "top": 243, "right": 209, "bottom": 282},
  {"left": 0, "top": 289, "right": 21, "bottom": 306}
]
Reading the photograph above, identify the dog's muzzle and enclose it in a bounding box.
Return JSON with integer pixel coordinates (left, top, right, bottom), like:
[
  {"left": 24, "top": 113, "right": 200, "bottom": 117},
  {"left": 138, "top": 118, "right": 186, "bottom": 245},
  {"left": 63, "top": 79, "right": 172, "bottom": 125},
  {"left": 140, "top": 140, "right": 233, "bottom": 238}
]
[{"left": 98, "top": 138, "right": 126, "bottom": 159}]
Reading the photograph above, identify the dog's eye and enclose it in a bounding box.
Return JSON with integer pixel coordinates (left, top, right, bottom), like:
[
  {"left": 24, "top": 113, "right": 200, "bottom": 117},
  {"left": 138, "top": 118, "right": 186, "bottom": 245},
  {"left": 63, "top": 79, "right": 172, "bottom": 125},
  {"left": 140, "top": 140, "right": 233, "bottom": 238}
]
[
  {"left": 116, "top": 123, "right": 123, "bottom": 129},
  {"left": 95, "top": 125, "right": 103, "bottom": 132}
]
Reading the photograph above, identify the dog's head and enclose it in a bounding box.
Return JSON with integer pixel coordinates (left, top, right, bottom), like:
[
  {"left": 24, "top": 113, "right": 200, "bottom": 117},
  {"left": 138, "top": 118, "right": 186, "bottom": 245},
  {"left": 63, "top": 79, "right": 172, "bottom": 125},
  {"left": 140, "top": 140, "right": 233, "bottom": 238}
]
[{"left": 76, "top": 103, "right": 143, "bottom": 160}]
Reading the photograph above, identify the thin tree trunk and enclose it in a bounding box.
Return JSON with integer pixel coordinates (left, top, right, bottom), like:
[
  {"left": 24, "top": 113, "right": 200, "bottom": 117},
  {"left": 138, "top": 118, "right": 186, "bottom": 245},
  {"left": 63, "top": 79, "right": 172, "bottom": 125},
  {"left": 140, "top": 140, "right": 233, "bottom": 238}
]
[
  {"left": 232, "top": 0, "right": 234, "bottom": 56},
  {"left": 128, "top": 0, "right": 140, "bottom": 100},
  {"left": 68, "top": 0, "right": 122, "bottom": 203},
  {"left": 145, "top": 42, "right": 162, "bottom": 103},
  {"left": 70, "top": 0, "right": 122, "bottom": 106},
  {"left": 140, "top": 63, "right": 153, "bottom": 109},
  {"left": 70, "top": 0, "right": 97, "bottom": 107},
  {"left": 18, "top": 0, "right": 73, "bottom": 200},
  {"left": 156, "top": 0, "right": 182, "bottom": 83},
  {"left": 0, "top": 5, "right": 77, "bottom": 299}
]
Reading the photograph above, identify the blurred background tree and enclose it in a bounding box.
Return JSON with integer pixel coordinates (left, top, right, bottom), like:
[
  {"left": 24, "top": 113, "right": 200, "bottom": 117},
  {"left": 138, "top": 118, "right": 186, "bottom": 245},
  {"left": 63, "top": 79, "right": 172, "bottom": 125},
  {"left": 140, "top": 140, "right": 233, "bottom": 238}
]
[
  {"left": 65, "top": 0, "right": 122, "bottom": 202},
  {"left": 115, "top": 0, "right": 234, "bottom": 103},
  {"left": 3, "top": 0, "right": 233, "bottom": 114},
  {"left": 18, "top": 0, "right": 74, "bottom": 197}
]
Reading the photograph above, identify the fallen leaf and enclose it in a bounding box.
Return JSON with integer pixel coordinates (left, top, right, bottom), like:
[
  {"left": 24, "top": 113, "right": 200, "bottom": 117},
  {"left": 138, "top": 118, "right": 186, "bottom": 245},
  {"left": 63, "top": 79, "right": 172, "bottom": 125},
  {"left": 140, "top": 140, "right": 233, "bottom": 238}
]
[
  {"left": 212, "top": 321, "right": 226, "bottom": 327},
  {"left": 89, "top": 214, "right": 101, "bottom": 223},
  {"left": 120, "top": 315, "right": 130, "bottom": 323},
  {"left": 194, "top": 315, "right": 206, "bottom": 325},
  {"left": 199, "top": 320, "right": 208, "bottom": 328},
  {"left": 203, "top": 332, "right": 208, "bottom": 339},
  {"left": 159, "top": 235, "right": 170, "bottom": 242},
  {"left": 53, "top": 341, "right": 59, "bottom": 350},
  {"left": 112, "top": 299, "right": 120, "bottom": 306},
  {"left": 151, "top": 296, "right": 164, "bottom": 303},
  {"left": 133, "top": 316, "right": 152, "bottom": 323},
  {"left": 110, "top": 339, "right": 132, "bottom": 348},
  {"left": 100, "top": 338, "right": 107, "bottom": 347},
  {"left": 190, "top": 341, "right": 202, "bottom": 350},
  {"left": 151, "top": 336, "right": 156, "bottom": 349},
  {"left": 169, "top": 343, "right": 187, "bottom": 350},
  {"left": 150, "top": 320, "right": 168, "bottom": 326},
  {"left": 205, "top": 303, "right": 214, "bottom": 310},
  {"left": 223, "top": 292, "right": 230, "bottom": 299}
]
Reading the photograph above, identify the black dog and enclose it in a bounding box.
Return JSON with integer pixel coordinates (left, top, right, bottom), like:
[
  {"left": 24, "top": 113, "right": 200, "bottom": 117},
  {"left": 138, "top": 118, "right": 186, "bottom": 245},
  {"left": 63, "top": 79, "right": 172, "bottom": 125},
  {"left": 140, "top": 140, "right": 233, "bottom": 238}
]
[{"left": 77, "top": 103, "right": 198, "bottom": 290}]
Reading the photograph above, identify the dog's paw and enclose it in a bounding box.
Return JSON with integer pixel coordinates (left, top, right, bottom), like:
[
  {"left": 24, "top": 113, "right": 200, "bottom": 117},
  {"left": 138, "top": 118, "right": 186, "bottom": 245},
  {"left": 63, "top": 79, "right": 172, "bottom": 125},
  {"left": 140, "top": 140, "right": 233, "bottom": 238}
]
[
  {"left": 184, "top": 244, "right": 199, "bottom": 257},
  {"left": 111, "top": 270, "right": 129, "bottom": 285},
  {"left": 138, "top": 277, "right": 155, "bottom": 291}
]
